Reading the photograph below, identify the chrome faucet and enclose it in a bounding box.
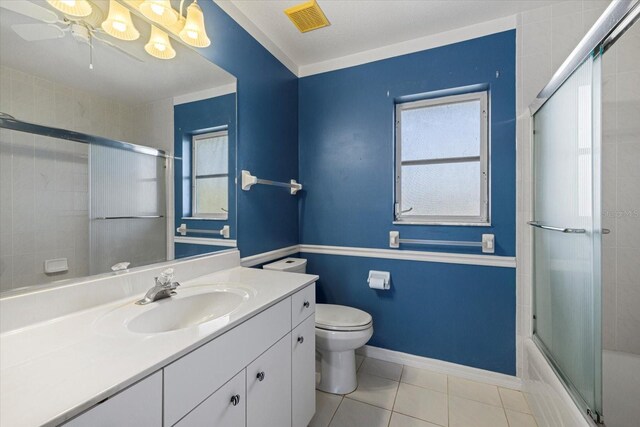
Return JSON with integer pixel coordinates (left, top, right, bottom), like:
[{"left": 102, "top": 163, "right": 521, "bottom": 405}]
[{"left": 136, "top": 268, "right": 180, "bottom": 305}]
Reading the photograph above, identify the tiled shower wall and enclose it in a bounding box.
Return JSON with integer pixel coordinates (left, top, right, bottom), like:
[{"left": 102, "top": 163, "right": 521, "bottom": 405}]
[
  {"left": 515, "top": 0, "right": 612, "bottom": 375},
  {"left": 601, "top": 20, "right": 640, "bottom": 355},
  {"left": 0, "top": 65, "right": 173, "bottom": 292}
]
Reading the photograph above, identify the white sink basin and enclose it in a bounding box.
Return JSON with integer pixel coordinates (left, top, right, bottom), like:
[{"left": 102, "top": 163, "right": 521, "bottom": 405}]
[
  {"left": 128, "top": 290, "right": 247, "bottom": 334},
  {"left": 96, "top": 284, "right": 254, "bottom": 335}
]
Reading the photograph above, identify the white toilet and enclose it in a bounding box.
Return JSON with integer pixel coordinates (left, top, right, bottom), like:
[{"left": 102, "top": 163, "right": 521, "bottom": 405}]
[{"left": 263, "top": 258, "right": 373, "bottom": 395}]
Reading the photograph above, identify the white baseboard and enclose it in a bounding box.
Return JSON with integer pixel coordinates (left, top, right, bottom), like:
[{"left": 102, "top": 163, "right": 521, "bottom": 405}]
[{"left": 357, "top": 345, "right": 522, "bottom": 390}]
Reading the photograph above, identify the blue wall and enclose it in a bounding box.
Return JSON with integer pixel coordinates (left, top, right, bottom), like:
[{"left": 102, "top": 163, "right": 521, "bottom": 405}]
[
  {"left": 174, "top": 94, "right": 237, "bottom": 250},
  {"left": 307, "top": 254, "right": 516, "bottom": 374},
  {"left": 175, "top": 242, "right": 233, "bottom": 258},
  {"left": 299, "top": 31, "right": 516, "bottom": 254},
  {"left": 193, "top": 1, "right": 299, "bottom": 256},
  {"left": 298, "top": 31, "right": 516, "bottom": 374}
]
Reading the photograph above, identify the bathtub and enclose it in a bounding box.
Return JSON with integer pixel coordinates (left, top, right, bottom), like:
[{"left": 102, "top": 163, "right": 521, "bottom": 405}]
[
  {"left": 602, "top": 350, "right": 640, "bottom": 427},
  {"left": 522, "top": 339, "right": 596, "bottom": 427}
]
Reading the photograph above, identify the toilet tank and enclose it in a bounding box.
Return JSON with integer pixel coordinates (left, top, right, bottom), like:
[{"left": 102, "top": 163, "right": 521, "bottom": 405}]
[{"left": 263, "top": 258, "right": 307, "bottom": 273}]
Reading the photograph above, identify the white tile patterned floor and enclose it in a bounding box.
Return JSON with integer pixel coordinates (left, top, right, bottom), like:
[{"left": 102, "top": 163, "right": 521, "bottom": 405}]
[{"left": 309, "top": 355, "right": 538, "bottom": 427}]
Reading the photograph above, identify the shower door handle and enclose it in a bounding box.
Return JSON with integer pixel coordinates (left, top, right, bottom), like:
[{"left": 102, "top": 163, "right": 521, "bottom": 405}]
[{"left": 527, "top": 221, "right": 586, "bottom": 234}]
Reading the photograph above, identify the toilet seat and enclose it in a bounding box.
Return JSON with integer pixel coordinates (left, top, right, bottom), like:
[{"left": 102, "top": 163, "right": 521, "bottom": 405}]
[{"left": 315, "top": 304, "right": 373, "bottom": 332}]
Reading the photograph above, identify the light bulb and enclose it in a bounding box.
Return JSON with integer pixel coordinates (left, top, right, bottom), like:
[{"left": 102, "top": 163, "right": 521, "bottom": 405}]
[
  {"left": 101, "top": 0, "right": 139, "bottom": 41},
  {"left": 47, "top": 0, "right": 92, "bottom": 17},
  {"left": 145, "top": 25, "right": 176, "bottom": 59},
  {"left": 150, "top": 3, "right": 164, "bottom": 15},
  {"left": 140, "top": 0, "right": 178, "bottom": 26},
  {"left": 112, "top": 21, "right": 126, "bottom": 32},
  {"left": 179, "top": 1, "right": 210, "bottom": 48}
]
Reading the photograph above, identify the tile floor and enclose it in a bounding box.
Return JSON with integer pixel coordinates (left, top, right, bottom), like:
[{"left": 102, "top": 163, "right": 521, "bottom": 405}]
[{"left": 309, "top": 355, "right": 538, "bottom": 427}]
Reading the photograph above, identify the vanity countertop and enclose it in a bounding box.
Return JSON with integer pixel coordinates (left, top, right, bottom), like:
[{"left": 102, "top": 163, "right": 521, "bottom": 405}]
[{"left": 0, "top": 266, "right": 318, "bottom": 427}]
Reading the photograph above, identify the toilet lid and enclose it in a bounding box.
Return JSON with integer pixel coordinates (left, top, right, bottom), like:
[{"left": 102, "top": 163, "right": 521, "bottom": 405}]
[{"left": 315, "top": 304, "right": 372, "bottom": 331}]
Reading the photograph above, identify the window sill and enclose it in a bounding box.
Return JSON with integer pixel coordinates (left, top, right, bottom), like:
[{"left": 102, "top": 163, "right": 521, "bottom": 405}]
[
  {"left": 393, "top": 220, "right": 491, "bottom": 227},
  {"left": 182, "top": 216, "right": 228, "bottom": 221}
]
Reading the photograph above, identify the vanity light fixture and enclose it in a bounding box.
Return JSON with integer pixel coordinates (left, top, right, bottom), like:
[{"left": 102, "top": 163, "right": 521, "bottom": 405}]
[
  {"left": 145, "top": 26, "right": 176, "bottom": 59},
  {"left": 46, "top": 0, "right": 92, "bottom": 17},
  {"left": 101, "top": 0, "right": 140, "bottom": 41},
  {"left": 179, "top": 0, "right": 210, "bottom": 48},
  {"left": 140, "top": 0, "right": 179, "bottom": 26}
]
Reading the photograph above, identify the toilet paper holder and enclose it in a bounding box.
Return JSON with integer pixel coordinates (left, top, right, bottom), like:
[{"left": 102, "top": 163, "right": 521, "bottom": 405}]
[{"left": 368, "top": 270, "right": 390, "bottom": 290}]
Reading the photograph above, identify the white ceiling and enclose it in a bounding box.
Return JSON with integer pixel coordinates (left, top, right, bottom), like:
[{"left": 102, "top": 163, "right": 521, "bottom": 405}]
[
  {"left": 222, "top": 0, "right": 566, "bottom": 75},
  {"left": 0, "top": 0, "right": 235, "bottom": 105}
]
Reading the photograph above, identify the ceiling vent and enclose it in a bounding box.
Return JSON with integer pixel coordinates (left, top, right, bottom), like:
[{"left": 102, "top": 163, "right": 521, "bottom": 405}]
[{"left": 284, "top": 0, "right": 330, "bottom": 33}]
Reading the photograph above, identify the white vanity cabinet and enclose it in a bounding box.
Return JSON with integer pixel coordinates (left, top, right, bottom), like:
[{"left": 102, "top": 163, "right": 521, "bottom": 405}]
[
  {"left": 163, "top": 296, "right": 292, "bottom": 426},
  {"left": 165, "top": 282, "right": 316, "bottom": 427},
  {"left": 64, "top": 371, "right": 162, "bottom": 426},
  {"left": 61, "top": 283, "right": 316, "bottom": 427}
]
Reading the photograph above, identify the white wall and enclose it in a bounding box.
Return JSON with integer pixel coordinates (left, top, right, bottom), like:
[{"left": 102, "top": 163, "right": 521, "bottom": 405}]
[{"left": 600, "top": 19, "right": 640, "bottom": 356}]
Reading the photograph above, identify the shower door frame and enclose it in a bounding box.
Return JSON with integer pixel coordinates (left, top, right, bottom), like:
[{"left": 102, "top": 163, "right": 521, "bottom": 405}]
[
  {"left": 530, "top": 53, "right": 603, "bottom": 423},
  {"left": 528, "top": 1, "right": 640, "bottom": 424}
]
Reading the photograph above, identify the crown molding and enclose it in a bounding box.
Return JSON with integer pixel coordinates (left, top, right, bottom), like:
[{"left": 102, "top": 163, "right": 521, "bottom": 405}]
[
  {"left": 173, "top": 82, "right": 237, "bottom": 105},
  {"left": 298, "top": 14, "right": 517, "bottom": 77}
]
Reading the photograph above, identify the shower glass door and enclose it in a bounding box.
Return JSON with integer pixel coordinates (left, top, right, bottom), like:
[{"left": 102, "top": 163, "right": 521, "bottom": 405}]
[{"left": 532, "top": 55, "right": 602, "bottom": 420}]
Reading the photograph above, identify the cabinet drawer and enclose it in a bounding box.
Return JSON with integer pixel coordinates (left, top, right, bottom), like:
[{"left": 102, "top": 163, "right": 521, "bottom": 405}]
[
  {"left": 246, "top": 334, "right": 292, "bottom": 427},
  {"left": 292, "top": 315, "right": 316, "bottom": 427},
  {"left": 64, "top": 371, "right": 162, "bottom": 427},
  {"left": 291, "top": 283, "right": 315, "bottom": 327},
  {"left": 164, "top": 298, "right": 291, "bottom": 426},
  {"left": 174, "top": 370, "right": 245, "bottom": 427}
]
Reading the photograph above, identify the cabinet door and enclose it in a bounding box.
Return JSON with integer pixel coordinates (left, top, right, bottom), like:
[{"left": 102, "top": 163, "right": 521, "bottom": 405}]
[
  {"left": 291, "top": 314, "right": 316, "bottom": 427},
  {"left": 174, "top": 370, "right": 245, "bottom": 427},
  {"left": 246, "top": 334, "right": 292, "bottom": 427},
  {"left": 64, "top": 371, "right": 162, "bottom": 426}
]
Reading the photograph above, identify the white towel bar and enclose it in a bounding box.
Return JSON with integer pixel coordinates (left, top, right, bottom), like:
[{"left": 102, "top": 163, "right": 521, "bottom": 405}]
[
  {"left": 241, "top": 170, "right": 302, "bottom": 195},
  {"left": 389, "top": 231, "right": 495, "bottom": 254},
  {"left": 176, "top": 224, "right": 230, "bottom": 238}
]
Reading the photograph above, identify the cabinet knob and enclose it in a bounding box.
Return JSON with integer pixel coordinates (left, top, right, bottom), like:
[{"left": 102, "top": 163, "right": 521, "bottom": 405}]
[
  {"left": 256, "top": 371, "right": 265, "bottom": 382},
  {"left": 297, "top": 336, "right": 304, "bottom": 344},
  {"left": 303, "top": 301, "right": 310, "bottom": 308},
  {"left": 230, "top": 394, "right": 241, "bottom": 406}
]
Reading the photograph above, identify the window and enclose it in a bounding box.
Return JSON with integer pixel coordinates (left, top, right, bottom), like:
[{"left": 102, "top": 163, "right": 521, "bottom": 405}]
[
  {"left": 192, "top": 131, "right": 228, "bottom": 219},
  {"left": 395, "top": 91, "right": 489, "bottom": 225}
]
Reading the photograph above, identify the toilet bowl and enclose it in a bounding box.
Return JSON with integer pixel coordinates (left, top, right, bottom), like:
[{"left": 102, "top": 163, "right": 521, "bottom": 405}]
[
  {"left": 315, "top": 304, "right": 373, "bottom": 394},
  {"left": 262, "top": 258, "right": 374, "bottom": 395}
]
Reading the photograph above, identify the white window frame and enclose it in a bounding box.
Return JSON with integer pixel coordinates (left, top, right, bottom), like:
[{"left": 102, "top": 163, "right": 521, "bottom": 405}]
[
  {"left": 191, "top": 130, "right": 229, "bottom": 220},
  {"left": 394, "top": 91, "right": 490, "bottom": 226}
]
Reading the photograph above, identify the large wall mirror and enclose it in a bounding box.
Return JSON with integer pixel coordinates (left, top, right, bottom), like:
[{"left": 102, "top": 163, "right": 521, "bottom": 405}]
[{"left": 0, "top": 0, "right": 237, "bottom": 295}]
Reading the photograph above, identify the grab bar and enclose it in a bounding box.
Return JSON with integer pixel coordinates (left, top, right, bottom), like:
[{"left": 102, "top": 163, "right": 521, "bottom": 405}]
[
  {"left": 241, "top": 170, "right": 302, "bottom": 195},
  {"left": 527, "top": 221, "right": 586, "bottom": 234},
  {"left": 389, "top": 231, "right": 495, "bottom": 253},
  {"left": 176, "top": 224, "right": 230, "bottom": 238}
]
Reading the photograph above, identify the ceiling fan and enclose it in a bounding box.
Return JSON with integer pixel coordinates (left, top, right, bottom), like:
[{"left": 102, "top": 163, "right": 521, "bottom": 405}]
[{"left": 0, "top": 0, "right": 145, "bottom": 65}]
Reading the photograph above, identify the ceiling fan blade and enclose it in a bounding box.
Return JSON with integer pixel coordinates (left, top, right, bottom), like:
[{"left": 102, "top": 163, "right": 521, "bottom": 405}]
[
  {"left": 0, "top": 1, "right": 59, "bottom": 24},
  {"left": 92, "top": 33, "right": 146, "bottom": 63},
  {"left": 11, "top": 23, "right": 65, "bottom": 41}
]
